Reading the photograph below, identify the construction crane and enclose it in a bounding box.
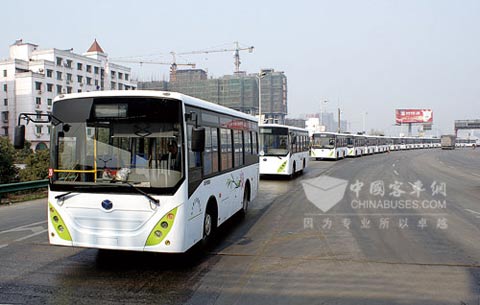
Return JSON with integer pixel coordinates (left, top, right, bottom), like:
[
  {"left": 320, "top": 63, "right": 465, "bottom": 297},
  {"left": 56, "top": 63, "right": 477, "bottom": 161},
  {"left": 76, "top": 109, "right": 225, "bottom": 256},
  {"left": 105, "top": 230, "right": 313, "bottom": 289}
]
[
  {"left": 110, "top": 58, "right": 196, "bottom": 81},
  {"left": 176, "top": 41, "right": 254, "bottom": 74}
]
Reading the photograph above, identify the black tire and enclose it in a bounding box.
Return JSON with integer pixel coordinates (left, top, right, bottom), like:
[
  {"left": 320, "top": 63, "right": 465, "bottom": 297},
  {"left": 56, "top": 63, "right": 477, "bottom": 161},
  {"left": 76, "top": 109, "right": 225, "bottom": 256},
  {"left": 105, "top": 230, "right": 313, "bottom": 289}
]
[
  {"left": 202, "top": 204, "right": 217, "bottom": 246},
  {"left": 240, "top": 186, "right": 250, "bottom": 218},
  {"left": 291, "top": 163, "right": 296, "bottom": 179}
]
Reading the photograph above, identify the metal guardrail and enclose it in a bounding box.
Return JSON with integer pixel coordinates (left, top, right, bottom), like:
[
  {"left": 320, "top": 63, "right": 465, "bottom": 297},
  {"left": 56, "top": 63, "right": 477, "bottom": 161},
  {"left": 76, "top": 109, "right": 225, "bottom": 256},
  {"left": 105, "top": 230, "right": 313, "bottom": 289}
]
[{"left": 0, "top": 179, "right": 49, "bottom": 201}]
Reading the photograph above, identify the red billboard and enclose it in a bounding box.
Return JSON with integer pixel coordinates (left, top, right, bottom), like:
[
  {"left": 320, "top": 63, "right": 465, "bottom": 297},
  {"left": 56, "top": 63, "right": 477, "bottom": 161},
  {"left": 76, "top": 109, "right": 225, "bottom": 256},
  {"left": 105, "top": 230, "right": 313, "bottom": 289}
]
[{"left": 395, "top": 109, "right": 433, "bottom": 124}]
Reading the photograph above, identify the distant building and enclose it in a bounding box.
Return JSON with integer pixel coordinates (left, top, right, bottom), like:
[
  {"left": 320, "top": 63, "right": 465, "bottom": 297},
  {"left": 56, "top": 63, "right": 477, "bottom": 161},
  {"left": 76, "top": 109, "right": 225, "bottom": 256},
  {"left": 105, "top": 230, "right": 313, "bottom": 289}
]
[
  {"left": 168, "top": 69, "right": 219, "bottom": 106},
  {"left": 305, "top": 117, "right": 323, "bottom": 136},
  {"left": 0, "top": 39, "right": 136, "bottom": 150},
  {"left": 304, "top": 112, "right": 349, "bottom": 133},
  {"left": 137, "top": 80, "right": 168, "bottom": 91},
  {"left": 138, "top": 68, "right": 288, "bottom": 124},
  {"left": 257, "top": 69, "right": 287, "bottom": 124},
  {"left": 320, "top": 112, "right": 336, "bottom": 132},
  {"left": 285, "top": 118, "right": 306, "bottom": 129}
]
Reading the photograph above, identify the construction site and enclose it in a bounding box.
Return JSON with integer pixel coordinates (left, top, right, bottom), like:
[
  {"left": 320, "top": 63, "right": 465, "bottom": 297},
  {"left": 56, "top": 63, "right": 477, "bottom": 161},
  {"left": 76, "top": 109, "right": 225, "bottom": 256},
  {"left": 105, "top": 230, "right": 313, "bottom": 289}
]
[{"left": 114, "top": 42, "right": 288, "bottom": 124}]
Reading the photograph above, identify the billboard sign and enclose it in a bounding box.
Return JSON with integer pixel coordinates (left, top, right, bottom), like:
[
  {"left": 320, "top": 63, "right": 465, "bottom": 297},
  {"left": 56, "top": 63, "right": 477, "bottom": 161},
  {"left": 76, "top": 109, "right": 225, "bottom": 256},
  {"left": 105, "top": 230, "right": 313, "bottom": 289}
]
[{"left": 395, "top": 109, "right": 433, "bottom": 124}]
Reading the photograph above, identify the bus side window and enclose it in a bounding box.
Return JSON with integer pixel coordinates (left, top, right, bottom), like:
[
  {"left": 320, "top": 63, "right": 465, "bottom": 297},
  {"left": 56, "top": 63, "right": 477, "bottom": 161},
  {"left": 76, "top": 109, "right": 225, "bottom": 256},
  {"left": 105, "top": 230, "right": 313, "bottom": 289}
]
[
  {"left": 220, "top": 128, "right": 233, "bottom": 171},
  {"left": 203, "top": 127, "right": 213, "bottom": 176},
  {"left": 188, "top": 124, "right": 203, "bottom": 196},
  {"left": 233, "top": 130, "right": 243, "bottom": 166},
  {"left": 245, "top": 131, "right": 254, "bottom": 165},
  {"left": 245, "top": 131, "right": 252, "bottom": 155},
  {"left": 252, "top": 132, "right": 258, "bottom": 155},
  {"left": 203, "top": 127, "right": 219, "bottom": 176}
]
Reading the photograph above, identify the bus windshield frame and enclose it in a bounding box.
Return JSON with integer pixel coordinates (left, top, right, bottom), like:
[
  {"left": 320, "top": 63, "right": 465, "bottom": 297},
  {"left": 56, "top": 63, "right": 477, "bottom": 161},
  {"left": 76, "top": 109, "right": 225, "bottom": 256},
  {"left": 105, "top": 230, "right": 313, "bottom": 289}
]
[
  {"left": 260, "top": 127, "right": 290, "bottom": 156},
  {"left": 312, "top": 134, "right": 336, "bottom": 149},
  {"left": 49, "top": 96, "right": 185, "bottom": 195}
]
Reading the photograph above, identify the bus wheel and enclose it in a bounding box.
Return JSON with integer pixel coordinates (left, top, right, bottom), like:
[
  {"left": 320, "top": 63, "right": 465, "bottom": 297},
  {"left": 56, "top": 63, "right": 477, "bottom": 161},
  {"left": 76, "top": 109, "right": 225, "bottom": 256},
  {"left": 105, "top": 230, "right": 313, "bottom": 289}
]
[
  {"left": 240, "top": 184, "right": 250, "bottom": 218},
  {"left": 202, "top": 202, "right": 217, "bottom": 245},
  {"left": 291, "top": 163, "right": 296, "bottom": 179}
]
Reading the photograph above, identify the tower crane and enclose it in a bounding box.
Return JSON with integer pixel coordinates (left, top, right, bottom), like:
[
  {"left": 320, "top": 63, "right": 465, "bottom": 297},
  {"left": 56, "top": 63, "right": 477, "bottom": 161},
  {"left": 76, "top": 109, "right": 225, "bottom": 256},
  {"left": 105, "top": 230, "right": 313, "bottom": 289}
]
[
  {"left": 110, "top": 58, "right": 196, "bottom": 81},
  {"left": 175, "top": 41, "right": 254, "bottom": 73}
]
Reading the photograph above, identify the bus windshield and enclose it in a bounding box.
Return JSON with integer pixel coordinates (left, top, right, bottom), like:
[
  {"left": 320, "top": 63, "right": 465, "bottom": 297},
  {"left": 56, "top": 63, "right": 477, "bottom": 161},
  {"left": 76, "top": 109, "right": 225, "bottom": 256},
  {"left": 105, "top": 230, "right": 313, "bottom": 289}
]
[
  {"left": 346, "top": 137, "right": 354, "bottom": 147},
  {"left": 260, "top": 127, "right": 289, "bottom": 156},
  {"left": 312, "top": 135, "right": 335, "bottom": 149},
  {"left": 50, "top": 97, "right": 184, "bottom": 192}
]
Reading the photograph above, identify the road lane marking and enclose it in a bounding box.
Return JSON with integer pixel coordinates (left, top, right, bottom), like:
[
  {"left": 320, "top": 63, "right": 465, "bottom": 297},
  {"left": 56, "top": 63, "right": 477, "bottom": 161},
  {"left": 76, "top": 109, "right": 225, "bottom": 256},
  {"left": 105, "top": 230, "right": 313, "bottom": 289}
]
[
  {"left": 393, "top": 170, "right": 399, "bottom": 176},
  {"left": 0, "top": 220, "right": 47, "bottom": 234},
  {"left": 392, "top": 163, "right": 396, "bottom": 167},
  {"left": 14, "top": 229, "right": 47, "bottom": 242},
  {"left": 0, "top": 244, "right": 8, "bottom": 249},
  {"left": 470, "top": 172, "right": 480, "bottom": 178},
  {"left": 465, "top": 209, "right": 480, "bottom": 215}
]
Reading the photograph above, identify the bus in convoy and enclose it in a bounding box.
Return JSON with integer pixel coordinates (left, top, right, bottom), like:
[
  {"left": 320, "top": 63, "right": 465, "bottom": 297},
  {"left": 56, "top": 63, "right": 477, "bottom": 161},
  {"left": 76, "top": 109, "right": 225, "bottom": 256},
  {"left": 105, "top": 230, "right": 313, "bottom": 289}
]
[
  {"left": 441, "top": 135, "right": 456, "bottom": 150},
  {"left": 364, "top": 135, "right": 378, "bottom": 155},
  {"left": 456, "top": 138, "right": 477, "bottom": 148},
  {"left": 259, "top": 124, "right": 309, "bottom": 177},
  {"left": 14, "top": 91, "right": 259, "bottom": 253},
  {"left": 311, "top": 132, "right": 348, "bottom": 160},
  {"left": 345, "top": 133, "right": 366, "bottom": 157}
]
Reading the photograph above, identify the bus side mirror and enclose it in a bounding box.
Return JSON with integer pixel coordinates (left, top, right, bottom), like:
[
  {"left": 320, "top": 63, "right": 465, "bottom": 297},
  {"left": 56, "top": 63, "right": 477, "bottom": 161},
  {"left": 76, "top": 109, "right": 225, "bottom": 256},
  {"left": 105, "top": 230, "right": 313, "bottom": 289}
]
[
  {"left": 14, "top": 125, "right": 25, "bottom": 149},
  {"left": 191, "top": 127, "right": 205, "bottom": 152}
]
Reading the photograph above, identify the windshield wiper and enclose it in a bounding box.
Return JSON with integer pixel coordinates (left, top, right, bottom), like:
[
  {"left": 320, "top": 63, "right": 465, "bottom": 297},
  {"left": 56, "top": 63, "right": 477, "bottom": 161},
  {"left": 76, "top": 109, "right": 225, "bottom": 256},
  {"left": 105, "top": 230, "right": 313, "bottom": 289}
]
[
  {"left": 124, "top": 182, "right": 160, "bottom": 205},
  {"left": 52, "top": 183, "right": 160, "bottom": 205},
  {"left": 55, "top": 192, "right": 72, "bottom": 200}
]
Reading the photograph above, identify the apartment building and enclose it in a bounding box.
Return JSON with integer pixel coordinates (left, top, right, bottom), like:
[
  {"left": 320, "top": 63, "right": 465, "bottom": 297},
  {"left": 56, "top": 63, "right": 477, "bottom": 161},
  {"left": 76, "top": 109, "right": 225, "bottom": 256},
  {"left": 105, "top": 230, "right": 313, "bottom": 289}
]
[{"left": 0, "top": 39, "right": 136, "bottom": 150}]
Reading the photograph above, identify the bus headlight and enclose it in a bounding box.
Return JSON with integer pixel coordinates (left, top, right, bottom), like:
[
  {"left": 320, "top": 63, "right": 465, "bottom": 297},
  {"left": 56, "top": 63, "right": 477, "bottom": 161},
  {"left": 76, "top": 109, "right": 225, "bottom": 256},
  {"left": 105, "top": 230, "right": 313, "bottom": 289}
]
[
  {"left": 48, "top": 203, "right": 72, "bottom": 241},
  {"left": 145, "top": 207, "right": 178, "bottom": 246}
]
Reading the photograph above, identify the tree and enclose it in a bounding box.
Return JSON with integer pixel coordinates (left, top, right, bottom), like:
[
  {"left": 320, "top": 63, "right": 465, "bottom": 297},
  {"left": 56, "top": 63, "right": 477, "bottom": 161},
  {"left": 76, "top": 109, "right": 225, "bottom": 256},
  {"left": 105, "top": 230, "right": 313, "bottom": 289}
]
[
  {"left": 19, "top": 150, "right": 50, "bottom": 181},
  {"left": 0, "top": 137, "right": 18, "bottom": 184},
  {"left": 15, "top": 140, "right": 33, "bottom": 163}
]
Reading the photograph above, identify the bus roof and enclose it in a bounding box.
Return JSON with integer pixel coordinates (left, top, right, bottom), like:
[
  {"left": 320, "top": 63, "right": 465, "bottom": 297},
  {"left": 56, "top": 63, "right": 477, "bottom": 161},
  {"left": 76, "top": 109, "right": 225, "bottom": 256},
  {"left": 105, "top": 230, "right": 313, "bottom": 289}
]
[
  {"left": 54, "top": 90, "right": 258, "bottom": 123},
  {"left": 259, "top": 123, "right": 308, "bottom": 133},
  {"left": 312, "top": 131, "right": 351, "bottom": 137}
]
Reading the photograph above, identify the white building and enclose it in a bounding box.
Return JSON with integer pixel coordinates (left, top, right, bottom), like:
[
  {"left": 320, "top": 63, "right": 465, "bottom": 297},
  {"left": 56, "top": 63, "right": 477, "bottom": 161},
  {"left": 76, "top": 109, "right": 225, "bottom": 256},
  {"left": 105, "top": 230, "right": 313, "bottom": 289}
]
[
  {"left": 305, "top": 117, "right": 325, "bottom": 137},
  {"left": 0, "top": 39, "right": 136, "bottom": 150}
]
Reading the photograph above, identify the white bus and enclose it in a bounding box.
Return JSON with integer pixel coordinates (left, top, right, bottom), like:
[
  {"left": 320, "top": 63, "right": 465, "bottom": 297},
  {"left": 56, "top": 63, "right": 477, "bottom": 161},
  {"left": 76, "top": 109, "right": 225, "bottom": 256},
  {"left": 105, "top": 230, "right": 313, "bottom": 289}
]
[
  {"left": 345, "top": 134, "right": 366, "bottom": 157},
  {"left": 365, "top": 135, "right": 378, "bottom": 155},
  {"left": 311, "top": 132, "right": 348, "bottom": 160},
  {"left": 259, "top": 124, "right": 309, "bottom": 177},
  {"left": 15, "top": 91, "right": 259, "bottom": 253}
]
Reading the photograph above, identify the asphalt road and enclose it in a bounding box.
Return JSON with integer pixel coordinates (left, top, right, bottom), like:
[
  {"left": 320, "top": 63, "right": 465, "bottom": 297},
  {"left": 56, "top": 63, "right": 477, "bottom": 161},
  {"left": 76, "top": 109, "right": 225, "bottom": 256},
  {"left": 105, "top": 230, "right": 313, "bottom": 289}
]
[{"left": 0, "top": 149, "right": 479, "bottom": 304}]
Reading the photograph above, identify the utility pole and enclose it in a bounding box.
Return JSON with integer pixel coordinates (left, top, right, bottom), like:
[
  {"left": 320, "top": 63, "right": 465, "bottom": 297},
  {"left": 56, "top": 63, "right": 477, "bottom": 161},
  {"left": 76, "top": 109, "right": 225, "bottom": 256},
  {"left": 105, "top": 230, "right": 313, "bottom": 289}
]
[
  {"left": 363, "top": 112, "right": 368, "bottom": 134},
  {"left": 338, "top": 108, "right": 341, "bottom": 133},
  {"left": 257, "top": 71, "right": 267, "bottom": 123}
]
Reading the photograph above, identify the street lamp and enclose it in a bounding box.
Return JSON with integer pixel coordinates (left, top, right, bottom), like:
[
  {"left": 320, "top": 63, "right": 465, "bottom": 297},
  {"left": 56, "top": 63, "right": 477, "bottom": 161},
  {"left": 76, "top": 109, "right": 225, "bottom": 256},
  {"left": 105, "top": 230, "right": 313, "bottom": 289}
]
[
  {"left": 362, "top": 112, "right": 368, "bottom": 134},
  {"left": 320, "top": 100, "right": 328, "bottom": 128},
  {"left": 256, "top": 71, "right": 267, "bottom": 123}
]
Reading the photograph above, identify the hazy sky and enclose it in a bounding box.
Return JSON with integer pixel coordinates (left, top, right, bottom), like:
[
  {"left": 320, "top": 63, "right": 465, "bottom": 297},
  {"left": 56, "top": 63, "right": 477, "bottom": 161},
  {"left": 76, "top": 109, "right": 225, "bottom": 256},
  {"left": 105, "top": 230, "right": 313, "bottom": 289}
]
[{"left": 2, "top": 0, "right": 479, "bottom": 135}]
